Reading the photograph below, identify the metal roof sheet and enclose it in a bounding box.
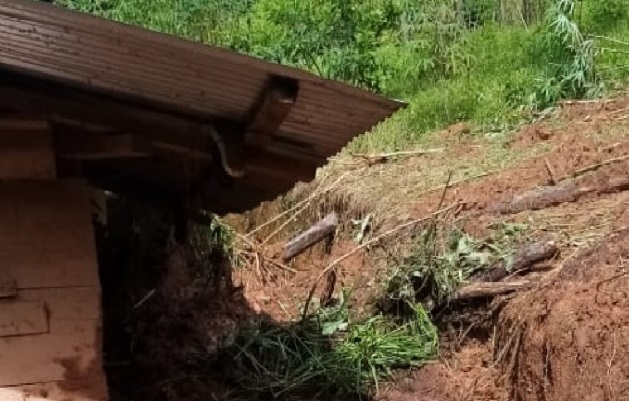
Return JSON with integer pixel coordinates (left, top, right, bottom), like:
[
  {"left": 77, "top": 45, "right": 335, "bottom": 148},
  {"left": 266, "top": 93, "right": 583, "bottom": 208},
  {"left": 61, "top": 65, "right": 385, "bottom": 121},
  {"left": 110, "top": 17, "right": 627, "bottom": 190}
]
[{"left": 0, "top": 0, "right": 405, "bottom": 214}]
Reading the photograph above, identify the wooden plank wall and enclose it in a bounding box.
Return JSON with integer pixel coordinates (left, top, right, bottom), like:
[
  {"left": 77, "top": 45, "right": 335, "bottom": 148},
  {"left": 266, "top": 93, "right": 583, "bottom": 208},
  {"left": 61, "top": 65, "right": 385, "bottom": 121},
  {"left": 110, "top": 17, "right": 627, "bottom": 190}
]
[
  {"left": 0, "top": 118, "right": 56, "bottom": 179},
  {"left": 0, "top": 180, "right": 108, "bottom": 401}
]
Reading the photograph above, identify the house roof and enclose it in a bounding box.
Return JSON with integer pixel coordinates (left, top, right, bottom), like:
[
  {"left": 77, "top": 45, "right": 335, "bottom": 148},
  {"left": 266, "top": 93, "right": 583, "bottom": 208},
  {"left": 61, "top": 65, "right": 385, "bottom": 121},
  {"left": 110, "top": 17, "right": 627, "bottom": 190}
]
[{"left": 0, "top": 0, "right": 404, "bottom": 214}]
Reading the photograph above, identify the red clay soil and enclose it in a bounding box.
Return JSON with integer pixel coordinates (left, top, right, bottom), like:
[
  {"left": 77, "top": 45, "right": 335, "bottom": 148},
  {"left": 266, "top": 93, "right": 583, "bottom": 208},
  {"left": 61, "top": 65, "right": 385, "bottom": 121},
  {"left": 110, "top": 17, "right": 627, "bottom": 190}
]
[
  {"left": 498, "top": 226, "right": 629, "bottom": 401},
  {"left": 384, "top": 343, "right": 507, "bottom": 401},
  {"left": 383, "top": 223, "right": 629, "bottom": 401},
  {"left": 233, "top": 96, "right": 629, "bottom": 401},
  {"left": 98, "top": 97, "right": 629, "bottom": 401},
  {"left": 239, "top": 95, "right": 629, "bottom": 321},
  {"left": 239, "top": 240, "right": 372, "bottom": 321},
  {"left": 383, "top": 99, "right": 629, "bottom": 401},
  {"left": 409, "top": 128, "right": 629, "bottom": 226}
]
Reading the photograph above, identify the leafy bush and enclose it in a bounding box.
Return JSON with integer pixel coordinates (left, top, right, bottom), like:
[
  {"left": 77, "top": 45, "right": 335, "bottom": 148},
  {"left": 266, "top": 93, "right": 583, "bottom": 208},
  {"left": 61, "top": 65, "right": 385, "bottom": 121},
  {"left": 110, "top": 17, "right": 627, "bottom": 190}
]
[
  {"left": 55, "top": 0, "right": 254, "bottom": 45},
  {"left": 527, "top": 0, "right": 602, "bottom": 108},
  {"left": 461, "top": 0, "right": 498, "bottom": 28},
  {"left": 227, "top": 0, "right": 399, "bottom": 91}
]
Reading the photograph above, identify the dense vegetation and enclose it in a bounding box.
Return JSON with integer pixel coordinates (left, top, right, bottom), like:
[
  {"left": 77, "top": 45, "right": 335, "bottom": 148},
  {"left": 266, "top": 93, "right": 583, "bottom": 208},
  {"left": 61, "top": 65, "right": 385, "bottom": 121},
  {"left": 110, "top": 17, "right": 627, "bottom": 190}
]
[{"left": 56, "top": 0, "right": 628, "bottom": 152}]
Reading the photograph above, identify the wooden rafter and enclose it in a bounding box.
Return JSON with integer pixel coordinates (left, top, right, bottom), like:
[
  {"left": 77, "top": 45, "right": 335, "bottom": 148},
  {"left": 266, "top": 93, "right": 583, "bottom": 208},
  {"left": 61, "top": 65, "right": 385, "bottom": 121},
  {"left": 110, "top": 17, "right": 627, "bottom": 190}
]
[
  {"left": 55, "top": 125, "right": 152, "bottom": 160},
  {"left": 0, "top": 70, "right": 317, "bottom": 212},
  {"left": 247, "top": 75, "right": 299, "bottom": 148}
]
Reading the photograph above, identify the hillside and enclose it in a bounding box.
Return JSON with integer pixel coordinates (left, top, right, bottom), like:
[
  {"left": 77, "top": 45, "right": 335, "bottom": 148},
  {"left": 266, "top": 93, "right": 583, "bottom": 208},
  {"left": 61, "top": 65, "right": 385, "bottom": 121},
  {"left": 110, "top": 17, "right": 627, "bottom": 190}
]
[
  {"left": 97, "top": 90, "right": 629, "bottom": 401},
  {"left": 231, "top": 93, "right": 629, "bottom": 401},
  {"left": 52, "top": 1, "right": 629, "bottom": 400}
]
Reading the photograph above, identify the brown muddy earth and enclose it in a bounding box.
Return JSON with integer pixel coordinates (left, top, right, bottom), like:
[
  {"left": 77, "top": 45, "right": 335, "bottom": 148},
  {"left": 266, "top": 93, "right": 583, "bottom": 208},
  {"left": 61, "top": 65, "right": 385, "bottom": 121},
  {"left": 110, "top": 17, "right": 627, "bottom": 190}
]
[
  {"left": 236, "top": 96, "right": 629, "bottom": 401},
  {"left": 100, "top": 95, "right": 629, "bottom": 401}
]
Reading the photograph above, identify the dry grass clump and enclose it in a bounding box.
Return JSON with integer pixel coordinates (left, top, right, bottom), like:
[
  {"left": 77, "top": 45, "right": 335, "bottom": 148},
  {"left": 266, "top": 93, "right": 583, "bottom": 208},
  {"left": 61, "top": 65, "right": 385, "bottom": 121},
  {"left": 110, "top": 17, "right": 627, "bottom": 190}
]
[{"left": 230, "top": 127, "right": 551, "bottom": 245}]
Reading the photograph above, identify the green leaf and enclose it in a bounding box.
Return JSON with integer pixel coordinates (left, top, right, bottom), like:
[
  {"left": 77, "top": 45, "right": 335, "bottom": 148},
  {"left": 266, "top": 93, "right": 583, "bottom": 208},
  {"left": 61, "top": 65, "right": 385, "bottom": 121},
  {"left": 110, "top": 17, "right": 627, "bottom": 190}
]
[{"left": 321, "top": 320, "right": 349, "bottom": 336}]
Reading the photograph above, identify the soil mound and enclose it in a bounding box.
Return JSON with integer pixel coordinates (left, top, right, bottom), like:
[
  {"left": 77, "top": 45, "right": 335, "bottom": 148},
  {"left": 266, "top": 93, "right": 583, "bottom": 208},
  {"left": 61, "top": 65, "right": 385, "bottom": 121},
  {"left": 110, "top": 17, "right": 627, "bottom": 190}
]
[{"left": 498, "top": 228, "right": 629, "bottom": 401}]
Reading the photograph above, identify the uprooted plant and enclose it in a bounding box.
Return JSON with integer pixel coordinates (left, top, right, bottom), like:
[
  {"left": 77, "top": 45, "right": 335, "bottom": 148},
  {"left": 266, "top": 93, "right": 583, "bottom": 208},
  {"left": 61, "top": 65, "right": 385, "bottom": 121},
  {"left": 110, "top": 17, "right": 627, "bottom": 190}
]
[{"left": 381, "top": 221, "right": 530, "bottom": 312}]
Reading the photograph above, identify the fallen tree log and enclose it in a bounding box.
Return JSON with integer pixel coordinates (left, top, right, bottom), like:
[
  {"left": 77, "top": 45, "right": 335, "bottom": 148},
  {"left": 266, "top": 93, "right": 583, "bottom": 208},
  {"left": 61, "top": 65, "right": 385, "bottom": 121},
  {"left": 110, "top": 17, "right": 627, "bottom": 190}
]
[
  {"left": 489, "top": 182, "right": 592, "bottom": 214},
  {"left": 451, "top": 281, "right": 531, "bottom": 301},
  {"left": 472, "top": 241, "right": 559, "bottom": 282},
  {"left": 283, "top": 212, "right": 338, "bottom": 261},
  {"left": 490, "top": 160, "right": 629, "bottom": 215}
]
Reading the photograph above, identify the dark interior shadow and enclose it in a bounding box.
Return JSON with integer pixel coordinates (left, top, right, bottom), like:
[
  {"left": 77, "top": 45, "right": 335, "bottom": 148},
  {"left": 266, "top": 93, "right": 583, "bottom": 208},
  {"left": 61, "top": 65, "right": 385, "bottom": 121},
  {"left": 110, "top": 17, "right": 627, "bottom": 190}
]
[{"left": 93, "top": 196, "right": 358, "bottom": 401}]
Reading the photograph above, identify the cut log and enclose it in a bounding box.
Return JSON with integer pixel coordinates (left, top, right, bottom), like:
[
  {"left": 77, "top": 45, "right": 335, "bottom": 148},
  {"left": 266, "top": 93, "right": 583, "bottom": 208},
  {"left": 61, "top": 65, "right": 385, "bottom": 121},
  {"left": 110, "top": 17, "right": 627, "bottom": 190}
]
[
  {"left": 489, "top": 182, "right": 591, "bottom": 214},
  {"left": 490, "top": 163, "right": 629, "bottom": 215},
  {"left": 451, "top": 281, "right": 531, "bottom": 301},
  {"left": 472, "top": 241, "right": 559, "bottom": 282},
  {"left": 283, "top": 213, "right": 338, "bottom": 261},
  {"left": 600, "top": 176, "right": 629, "bottom": 194}
]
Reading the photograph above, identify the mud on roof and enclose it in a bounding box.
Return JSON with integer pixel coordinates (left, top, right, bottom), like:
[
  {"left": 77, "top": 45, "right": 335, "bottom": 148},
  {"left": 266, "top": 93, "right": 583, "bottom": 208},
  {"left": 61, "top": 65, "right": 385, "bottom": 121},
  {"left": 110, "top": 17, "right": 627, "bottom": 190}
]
[{"left": 0, "top": 0, "right": 404, "bottom": 214}]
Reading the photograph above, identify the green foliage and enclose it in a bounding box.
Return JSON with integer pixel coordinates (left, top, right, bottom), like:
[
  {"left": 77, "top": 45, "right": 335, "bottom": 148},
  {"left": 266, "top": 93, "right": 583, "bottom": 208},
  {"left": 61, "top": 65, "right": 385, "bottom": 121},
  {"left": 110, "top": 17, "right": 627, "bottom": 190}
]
[
  {"left": 55, "top": 0, "right": 628, "bottom": 126},
  {"left": 351, "top": 0, "right": 628, "bottom": 152},
  {"left": 55, "top": 0, "right": 253, "bottom": 46},
  {"left": 227, "top": 0, "right": 399, "bottom": 90},
  {"left": 352, "top": 24, "right": 539, "bottom": 152},
  {"left": 460, "top": 0, "right": 498, "bottom": 28},
  {"left": 383, "top": 223, "right": 529, "bottom": 309},
  {"left": 373, "top": 0, "right": 475, "bottom": 97},
  {"left": 581, "top": 0, "right": 628, "bottom": 33},
  {"left": 223, "top": 299, "right": 437, "bottom": 398},
  {"left": 330, "top": 304, "right": 437, "bottom": 394},
  {"left": 596, "top": 36, "right": 629, "bottom": 85},
  {"left": 527, "top": 0, "right": 602, "bottom": 108}
]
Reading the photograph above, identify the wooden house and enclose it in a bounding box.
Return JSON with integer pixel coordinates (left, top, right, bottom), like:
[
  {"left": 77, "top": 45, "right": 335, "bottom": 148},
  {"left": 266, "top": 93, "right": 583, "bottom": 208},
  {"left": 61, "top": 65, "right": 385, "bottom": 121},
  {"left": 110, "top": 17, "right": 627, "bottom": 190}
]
[{"left": 0, "top": 1, "right": 403, "bottom": 399}]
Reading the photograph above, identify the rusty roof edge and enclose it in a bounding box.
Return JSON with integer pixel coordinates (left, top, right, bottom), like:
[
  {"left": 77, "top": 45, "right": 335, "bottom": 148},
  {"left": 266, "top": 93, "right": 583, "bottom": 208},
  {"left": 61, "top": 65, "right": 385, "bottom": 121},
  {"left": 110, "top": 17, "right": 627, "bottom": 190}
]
[
  {"left": 7, "top": 0, "right": 406, "bottom": 113},
  {"left": 299, "top": 79, "right": 406, "bottom": 111},
  {"left": 0, "top": 65, "right": 226, "bottom": 124}
]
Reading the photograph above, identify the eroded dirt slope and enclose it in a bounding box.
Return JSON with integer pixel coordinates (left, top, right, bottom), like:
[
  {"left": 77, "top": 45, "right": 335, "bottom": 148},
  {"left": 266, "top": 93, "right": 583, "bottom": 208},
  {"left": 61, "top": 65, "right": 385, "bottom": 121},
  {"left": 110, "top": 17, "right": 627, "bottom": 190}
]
[
  {"left": 100, "top": 96, "right": 629, "bottom": 401},
  {"left": 234, "top": 96, "right": 629, "bottom": 401}
]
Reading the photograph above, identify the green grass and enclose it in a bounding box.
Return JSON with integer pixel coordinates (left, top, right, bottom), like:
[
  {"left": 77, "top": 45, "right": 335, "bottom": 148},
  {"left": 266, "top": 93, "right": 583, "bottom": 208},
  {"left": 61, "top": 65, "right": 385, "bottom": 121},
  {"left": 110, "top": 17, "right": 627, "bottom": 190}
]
[
  {"left": 221, "top": 299, "right": 437, "bottom": 398},
  {"left": 351, "top": 19, "right": 629, "bottom": 153}
]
